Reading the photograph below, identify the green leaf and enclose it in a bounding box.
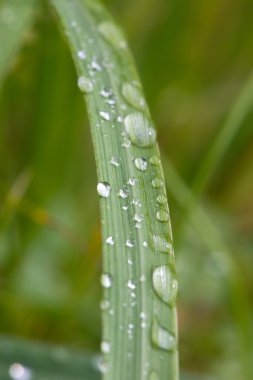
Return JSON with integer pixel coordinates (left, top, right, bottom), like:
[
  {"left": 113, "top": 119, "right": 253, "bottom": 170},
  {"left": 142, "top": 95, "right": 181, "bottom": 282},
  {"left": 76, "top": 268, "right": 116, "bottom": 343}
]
[
  {"left": 0, "top": 0, "right": 36, "bottom": 82},
  {"left": 50, "top": 1, "right": 179, "bottom": 379}
]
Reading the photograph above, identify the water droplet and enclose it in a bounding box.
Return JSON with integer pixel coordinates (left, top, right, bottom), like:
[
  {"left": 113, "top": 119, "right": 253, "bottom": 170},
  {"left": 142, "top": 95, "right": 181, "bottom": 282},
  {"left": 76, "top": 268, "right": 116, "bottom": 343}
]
[
  {"left": 9, "top": 363, "right": 32, "bottom": 380},
  {"left": 122, "top": 205, "right": 128, "bottom": 211},
  {"left": 122, "top": 136, "right": 131, "bottom": 148},
  {"left": 152, "top": 266, "right": 178, "bottom": 305},
  {"left": 117, "top": 116, "right": 123, "bottom": 123},
  {"left": 98, "top": 21, "right": 127, "bottom": 49},
  {"left": 149, "top": 155, "right": 161, "bottom": 166},
  {"left": 77, "top": 76, "right": 93, "bottom": 93},
  {"left": 100, "top": 111, "right": 111, "bottom": 121},
  {"left": 128, "top": 259, "right": 133, "bottom": 265},
  {"left": 126, "top": 239, "right": 134, "bottom": 248},
  {"left": 156, "top": 210, "right": 169, "bottom": 222},
  {"left": 139, "top": 274, "right": 146, "bottom": 282},
  {"left": 101, "top": 340, "right": 111, "bottom": 354},
  {"left": 127, "top": 280, "right": 136, "bottom": 289},
  {"left": 151, "top": 235, "right": 173, "bottom": 254},
  {"left": 133, "top": 213, "right": 143, "bottom": 223},
  {"left": 135, "top": 157, "right": 147, "bottom": 171},
  {"left": 122, "top": 82, "right": 146, "bottom": 110},
  {"left": 143, "top": 241, "right": 148, "bottom": 248},
  {"left": 151, "top": 177, "right": 164, "bottom": 188},
  {"left": 97, "top": 182, "right": 111, "bottom": 198},
  {"left": 128, "top": 177, "right": 138, "bottom": 186},
  {"left": 118, "top": 187, "right": 129, "bottom": 198},
  {"left": 100, "top": 86, "right": 113, "bottom": 98},
  {"left": 156, "top": 194, "right": 167, "bottom": 205},
  {"left": 77, "top": 50, "right": 86, "bottom": 60},
  {"left": 110, "top": 156, "right": 120, "bottom": 167},
  {"left": 149, "top": 370, "right": 159, "bottom": 380},
  {"left": 106, "top": 236, "right": 114, "bottom": 245},
  {"left": 100, "top": 299, "right": 110, "bottom": 310},
  {"left": 91, "top": 59, "right": 103, "bottom": 71},
  {"left": 124, "top": 113, "right": 156, "bottom": 148},
  {"left": 151, "top": 318, "right": 176, "bottom": 351},
  {"left": 140, "top": 311, "right": 146, "bottom": 319},
  {"left": 101, "top": 273, "right": 112, "bottom": 288}
]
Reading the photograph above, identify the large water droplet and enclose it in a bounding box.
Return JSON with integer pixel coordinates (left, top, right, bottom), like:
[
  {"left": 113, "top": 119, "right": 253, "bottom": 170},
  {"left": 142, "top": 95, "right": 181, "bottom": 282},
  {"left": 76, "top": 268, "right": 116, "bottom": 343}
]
[
  {"left": 124, "top": 113, "right": 156, "bottom": 148},
  {"left": 149, "top": 370, "right": 159, "bottom": 380},
  {"left": 101, "top": 340, "right": 111, "bottom": 354},
  {"left": 101, "top": 273, "right": 112, "bottom": 288},
  {"left": 151, "top": 235, "right": 173, "bottom": 254},
  {"left": 151, "top": 318, "right": 176, "bottom": 351},
  {"left": 9, "top": 363, "right": 32, "bottom": 380},
  {"left": 134, "top": 157, "right": 147, "bottom": 171},
  {"left": 77, "top": 76, "right": 93, "bottom": 93},
  {"left": 122, "top": 82, "right": 146, "bottom": 110},
  {"left": 156, "top": 210, "right": 169, "bottom": 222},
  {"left": 98, "top": 21, "right": 127, "bottom": 49},
  {"left": 152, "top": 266, "right": 178, "bottom": 305},
  {"left": 156, "top": 194, "right": 167, "bottom": 205},
  {"left": 97, "top": 182, "right": 111, "bottom": 198},
  {"left": 151, "top": 177, "right": 164, "bottom": 188}
]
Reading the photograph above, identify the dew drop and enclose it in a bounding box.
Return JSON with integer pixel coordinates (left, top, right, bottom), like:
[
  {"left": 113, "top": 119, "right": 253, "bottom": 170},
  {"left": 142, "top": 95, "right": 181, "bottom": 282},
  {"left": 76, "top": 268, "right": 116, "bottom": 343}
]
[
  {"left": 9, "top": 363, "right": 32, "bottom": 380},
  {"left": 101, "top": 273, "right": 112, "bottom": 288},
  {"left": 151, "top": 177, "right": 164, "bottom": 188},
  {"left": 101, "top": 340, "right": 111, "bottom": 354},
  {"left": 149, "top": 155, "right": 161, "bottom": 166},
  {"left": 100, "top": 111, "right": 111, "bottom": 121},
  {"left": 151, "top": 235, "right": 173, "bottom": 254},
  {"left": 124, "top": 113, "right": 156, "bottom": 148},
  {"left": 151, "top": 318, "right": 177, "bottom": 351},
  {"left": 156, "top": 194, "right": 167, "bottom": 205},
  {"left": 77, "top": 50, "right": 86, "bottom": 60},
  {"left": 122, "top": 82, "right": 146, "bottom": 110},
  {"left": 135, "top": 157, "right": 147, "bottom": 171},
  {"left": 133, "top": 213, "right": 143, "bottom": 223},
  {"left": 128, "top": 177, "right": 138, "bottom": 186},
  {"left": 143, "top": 241, "right": 148, "bottom": 248},
  {"left": 77, "top": 76, "right": 93, "bottom": 93},
  {"left": 91, "top": 59, "right": 103, "bottom": 71},
  {"left": 139, "top": 274, "right": 146, "bottom": 282},
  {"left": 156, "top": 210, "right": 169, "bottom": 222},
  {"left": 118, "top": 187, "right": 129, "bottom": 198},
  {"left": 122, "top": 136, "right": 131, "bottom": 148},
  {"left": 110, "top": 156, "right": 120, "bottom": 167},
  {"left": 97, "top": 182, "right": 111, "bottom": 198},
  {"left": 126, "top": 239, "right": 134, "bottom": 248},
  {"left": 152, "top": 266, "right": 178, "bottom": 305},
  {"left": 149, "top": 370, "right": 159, "bottom": 380},
  {"left": 106, "top": 236, "right": 114, "bottom": 245},
  {"left": 100, "top": 299, "right": 110, "bottom": 310},
  {"left": 100, "top": 86, "right": 113, "bottom": 98},
  {"left": 127, "top": 280, "right": 136, "bottom": 289},
  {"left": 98, "top": 21, "right": 127, "bottom": 49}
]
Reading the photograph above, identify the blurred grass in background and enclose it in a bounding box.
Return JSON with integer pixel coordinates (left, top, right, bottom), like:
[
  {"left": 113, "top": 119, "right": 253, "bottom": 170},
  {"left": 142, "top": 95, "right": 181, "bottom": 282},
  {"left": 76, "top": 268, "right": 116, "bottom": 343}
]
[{"left": 0, "top": 0, "right": 253, "bottom": 379}]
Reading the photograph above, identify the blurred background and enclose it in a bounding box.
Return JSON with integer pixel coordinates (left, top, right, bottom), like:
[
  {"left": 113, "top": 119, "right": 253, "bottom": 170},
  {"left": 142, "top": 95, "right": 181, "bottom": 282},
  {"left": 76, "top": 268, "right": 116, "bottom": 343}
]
[{"left": 0, "top": 0, "right": 253, "bottom": 379}]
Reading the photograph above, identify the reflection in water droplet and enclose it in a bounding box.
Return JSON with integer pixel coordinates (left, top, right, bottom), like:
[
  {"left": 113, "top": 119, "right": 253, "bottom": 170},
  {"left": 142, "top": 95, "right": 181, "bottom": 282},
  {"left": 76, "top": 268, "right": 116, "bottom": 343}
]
[
  {"left": 106, "top": 236, "right": 114, "bottom": 245},
  {"left": 156, "top": 210, "right": 169, "bottom": 222},
  {"left": 101, "top": 340, "right": 111, "bottom": 354},
  {"left": 77, "top": 76, "right": 93, "bottom": 93},
  {"left": 152, "top": 266, "right": 178, "bottom": 305},
  {"left": 149, "top": 370, "right": 159, "bottom": 380},
  {"left": 9, "top": 363, "right": 32, "bottom": 380},
  {"left": 135, "top": 157, "right": 147, "bottom": 171},
  {"left": 122, "top": 82, "right": 146, "bottom": 110},
  {"left": 98, "top": 21, "right": 127, "bottom": 48},
  {"left": 97, "top": 182, "right": 111, "bottom": 198},
  {"left": 149, "top": 156, "right": 161, "bottom": 166},
  {"left": 151, "top": 177, "right": 164, "bottom": 188},
  {"left": 151, "top": 318, "right": 176, "bottom": 351},
  {"left": 124, "top": 113, "right": 156, "bottom": 148},
  {"left": 101, "top": 273, "right": 113, "bottom": 288},
  {"left": 151, "top": 235, "right": 172, "bottom": 254},
  {"left": 156, "top": 194, "right": 167, "bottom": 205}
]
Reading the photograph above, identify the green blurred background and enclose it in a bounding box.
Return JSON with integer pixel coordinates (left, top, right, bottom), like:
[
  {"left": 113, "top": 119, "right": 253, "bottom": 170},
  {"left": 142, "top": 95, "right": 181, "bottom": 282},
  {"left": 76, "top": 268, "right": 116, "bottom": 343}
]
[{"left": 0, "top": 0, "right": 253, "bottom": 379}]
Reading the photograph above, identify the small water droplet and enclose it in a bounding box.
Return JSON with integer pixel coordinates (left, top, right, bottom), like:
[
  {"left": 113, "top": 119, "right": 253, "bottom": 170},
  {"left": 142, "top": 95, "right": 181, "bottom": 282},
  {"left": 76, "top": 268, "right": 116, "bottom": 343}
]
[
  {"left": 97, "top": 182, "right": 111, "bottom": 198},
  {"left": 151, "top": 177, "right": 164, "bottom": 188},
  {"left": 118, "top": 187, "right": 129, "bottom": 198},
  {"left": 127, "top": 280, "right": 136, "bottom": 289},
  {"left": 143, "top": 241, "right": 148, "bottom": 248},
  {"left": 106, "top": 236, "right": 114, "bottom": 245},
  {"left": 100, "top": 86, "right": 113, "bottom": 98},
  {"left": 124, "top": 113, "right": 156, "bottom": 148},
  {"left": 149, "top": 370, "right": 159, "bottom": 380},
  {"left": 156, "top": 194, "right": 167, "bottom": 205},
  {"left": 91, "top": 59, "right": 103, "bottom": 71},
  {"left": 77, "top": 76, "right": 93, "bottom": 93},
  {"left": 149, "top": 155, "right": 161, "bottom": 166},
  {"left": 77, "top": 50, "right": 86, "bottom": 60},
  {"left": 9, "top": 363, "right": 32, "bottom": 380},
  {"left": 128, "top": 259, "right": 133, "bottom": 265},
  {"left": 135, "top": 157, "right": 147, "bottom": 171},
  {"left": 151, "top": 235, "right": 173, "bottom": 254},
  {"left": 128, "top": 177, "right": 138, "bottom": 186},
  {"left": 122, "top": 205, "right": 128, "bottom": 211},
  {"left": 100, "top": 299, "right": 110, "bottom": 310},
  {"left": 151, "top": 318, "right": 177, "bottom": 351},
  {"left": 122, "top": 82, "right": 146, "bottom": 110},
  {"left": 156, "top": 210, "right": 169, "bottom": 222},
  {"left": 101, "top": 273, "right": 112, "bottom": 288},
  {"left": 98, "top": 21, "right": 127, "bottom": 49},
  {"left": 139, "top": 274, "right": 146, "bottom": 282},
  {"left": 152, "top": 266, "right": 178, "bottom": 305},
  {"left": 122, "top": 136, "right": 131, "bottom": 148},
  {"left": 101, "top": 340, "right": 111, "bottom": 354},
  {"left": 117, "top": 116, "right": 124, "bottom": 123},
  {"left": 126, "top": 239, "right": 134, "bottom": 248},
  {"left": 133, "top": 213, "right": 143, "bottom": 223},
  {"left": 100, "top": 111, "right": 111, "bottom": 121},
  {"left": 110, "top": 156, "right": 120, "bottom": 167}
]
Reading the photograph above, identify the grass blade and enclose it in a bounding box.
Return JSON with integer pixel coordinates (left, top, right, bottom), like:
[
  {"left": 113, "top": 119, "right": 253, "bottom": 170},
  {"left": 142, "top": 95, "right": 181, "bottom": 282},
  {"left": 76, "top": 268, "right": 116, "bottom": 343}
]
[
  {"left": 50, "top": 1, "right": 179, "bottom": 379},
  {"left": 0, "top": 0, "right": 36, "bottom": 81}
]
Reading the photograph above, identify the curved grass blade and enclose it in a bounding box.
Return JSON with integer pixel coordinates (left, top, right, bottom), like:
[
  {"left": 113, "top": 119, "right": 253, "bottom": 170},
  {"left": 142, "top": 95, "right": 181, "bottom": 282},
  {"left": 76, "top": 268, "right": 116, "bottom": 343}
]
[
  {"left": 0, "top": 0, "right": 36, "bottom": 82},
  {"left": 50, "top": 1, "right": 179, "bottom": 379}
]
